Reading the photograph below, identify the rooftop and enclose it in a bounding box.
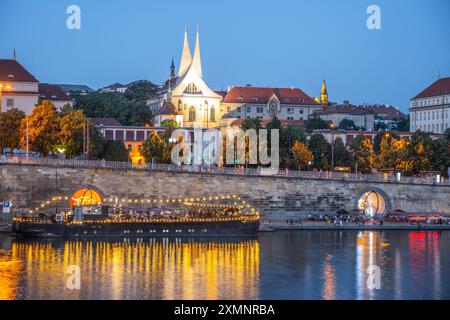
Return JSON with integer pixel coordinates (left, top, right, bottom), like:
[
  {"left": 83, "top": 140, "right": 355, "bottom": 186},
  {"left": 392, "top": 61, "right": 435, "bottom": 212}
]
[
  {"left": 0, "top": 59, "right": 38, "bottom": 82},
  {"left": 413, "top": 77, "right": 450, "bottom": 99},
  {"left": 223, "top": 86, "right": 318, "bottom": 105},
  {"left": 38, "top": 83, "right": 71, "bottom": 101}
]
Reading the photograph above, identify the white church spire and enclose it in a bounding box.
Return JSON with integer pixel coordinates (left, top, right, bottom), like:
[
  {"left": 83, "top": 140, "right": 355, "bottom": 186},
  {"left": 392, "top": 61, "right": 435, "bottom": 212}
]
[
  {"left": 192, "top": 26, "right": 203, "bottom": 77},
  {"left": 178, "top": 27, "right": 192, "bottom": 76}
]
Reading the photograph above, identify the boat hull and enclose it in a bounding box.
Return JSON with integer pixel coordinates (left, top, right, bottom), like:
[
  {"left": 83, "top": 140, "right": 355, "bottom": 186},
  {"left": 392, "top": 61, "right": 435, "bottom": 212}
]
[{"left": 12, "top": 220, "right": 260, "bottom": 238}]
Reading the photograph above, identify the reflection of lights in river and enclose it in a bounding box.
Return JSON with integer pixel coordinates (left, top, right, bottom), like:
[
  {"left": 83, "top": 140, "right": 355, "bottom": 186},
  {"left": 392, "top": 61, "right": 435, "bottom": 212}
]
[
  {"left": 356, "top": 231, "right": 381, "bottom": 300},
  {"left": 6, "top": 239, "right": 259, "bottom": 300}
]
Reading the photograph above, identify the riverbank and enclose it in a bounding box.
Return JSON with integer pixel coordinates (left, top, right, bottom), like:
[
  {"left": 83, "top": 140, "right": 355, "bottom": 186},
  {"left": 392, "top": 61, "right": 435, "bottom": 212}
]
[{"left": 263, "top": 221, "right": 450, "bottom": 231}]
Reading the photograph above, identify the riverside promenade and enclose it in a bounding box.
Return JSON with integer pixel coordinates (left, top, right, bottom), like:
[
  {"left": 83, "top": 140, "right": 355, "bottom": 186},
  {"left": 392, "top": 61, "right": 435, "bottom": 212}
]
[{"left": 263, "top": 221, "right": 450, "bottom": 231}]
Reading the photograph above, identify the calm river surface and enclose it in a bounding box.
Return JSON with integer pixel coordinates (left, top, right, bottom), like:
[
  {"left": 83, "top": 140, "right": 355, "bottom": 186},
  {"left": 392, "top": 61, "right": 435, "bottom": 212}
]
[{"left": 0, "top": 230, "right": 449, "bottom": 300}]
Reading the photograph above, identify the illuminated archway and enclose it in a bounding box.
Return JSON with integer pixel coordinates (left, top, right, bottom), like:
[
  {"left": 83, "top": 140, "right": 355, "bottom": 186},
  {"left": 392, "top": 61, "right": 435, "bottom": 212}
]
[
  {"left": 70, "top": 188, "right": 103, "bottom": 207},
  {"left": 358, "top": 191, "right": 386, "bottom": 219}
]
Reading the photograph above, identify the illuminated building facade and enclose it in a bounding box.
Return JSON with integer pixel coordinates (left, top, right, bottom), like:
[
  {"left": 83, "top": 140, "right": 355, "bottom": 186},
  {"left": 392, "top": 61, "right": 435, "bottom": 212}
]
[
  {"left": 148, "top": 30, "right": 322, "bottom": 128},
  {"left": 410, "top": 77, "right": 450, "bottom": 133}
]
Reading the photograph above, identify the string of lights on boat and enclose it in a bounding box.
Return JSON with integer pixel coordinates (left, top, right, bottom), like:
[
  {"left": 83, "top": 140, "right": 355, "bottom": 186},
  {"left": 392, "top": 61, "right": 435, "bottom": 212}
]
[{"left": 28, "top": 194, "right": 259, "bottom": 216}]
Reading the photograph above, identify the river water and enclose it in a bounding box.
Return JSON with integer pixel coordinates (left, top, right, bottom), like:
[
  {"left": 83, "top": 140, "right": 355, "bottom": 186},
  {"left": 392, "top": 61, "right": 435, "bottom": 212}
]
[{"left": 0, "top": 230, "right": 449, "bottom": 300}]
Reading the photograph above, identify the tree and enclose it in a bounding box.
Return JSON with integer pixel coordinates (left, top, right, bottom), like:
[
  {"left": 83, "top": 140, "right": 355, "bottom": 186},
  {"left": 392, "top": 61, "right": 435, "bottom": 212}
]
[
  {"left": 124, "top": 80, "right": 157, "bottom": 101},
  {"left": 373, "top": 130, "right": 399, "bottom": 154},
  {"left": 102, "top": 141, "right": 129, "bottom": 162},
  {"left": 395, "top": 115, "right": 410, "bottom": 132},
  {"left": 338, "top": 119, "right": 356, "bottom": 131},
  {"left": 280, "top": 125, "right": 307, "bottom": 167},
  {"left": 350, "top": 135, "right": 373, "bottom": 173},
  {"left": 161, "top": 119, "right": 179, "bottom": 129},
  {"left": 0, "top": 108, "right": 25, "bottom": 153},
  {"left": 430, "top": 137, "right": 450, "bottom": 176},
  {"left": 291, "top": 141, "right": 313, "bottom": 170},
  {"left": 74, "top": 91, "right": 152, "bottom": 126},
  {"left": 374, "top": 136, "right": 409, "bottom": 171},
  {"left": 142, "top": 130, "right": 170, "bottom": 164},
  {"left": 19, "top": 100, "right": 60, "bottom": 156},
  {"left": 240, "top": 118, "right": 262, "bottom": 130},
  {"left": 58, "top": 109, "right": 85, "bottom": 157},
  {"left": 333, "top": 137, "right": 354, "bottom": 168},
  {"left": 89, "top": 126, "right": 106, "bottom": 160},
  {"left": 304, "top": 116, "right": 329, "bottom": 133},
  {"left": 308, "top": 133, "right": 331, "bottom": 170},
  {"left": 403, "top": 131, "right": 432, "bottom": 175}
]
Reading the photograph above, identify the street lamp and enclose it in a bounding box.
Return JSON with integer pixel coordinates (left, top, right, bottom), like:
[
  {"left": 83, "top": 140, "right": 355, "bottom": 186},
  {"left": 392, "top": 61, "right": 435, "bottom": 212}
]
[
  {"left": 330, "top": 123, "right": 335, "bottom": 172},
  {"left": 0, "top": 83, "right": 12, "bottom": 113}
]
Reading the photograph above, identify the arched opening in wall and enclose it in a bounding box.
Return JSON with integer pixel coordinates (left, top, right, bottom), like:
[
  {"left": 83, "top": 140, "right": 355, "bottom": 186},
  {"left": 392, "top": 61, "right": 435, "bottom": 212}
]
[
  {"left": 70, "top": 189, "right": 103, "bottom": 207},
  {"left": 358, "top": 191, "right": 386, "bottom": 219}
]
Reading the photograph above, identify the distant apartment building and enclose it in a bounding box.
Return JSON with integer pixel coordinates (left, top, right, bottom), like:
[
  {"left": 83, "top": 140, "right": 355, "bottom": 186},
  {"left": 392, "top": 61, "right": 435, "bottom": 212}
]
[
  {"left": 58, "top": 84, "right": 94, "bottom": 97},
  {"left": 410, "top": 77, "right": 450, "bottom": 133},
  {"left": 101, "top": 83, "right": 128, "bottom": 93},
  {"left": 314, "top": 101, "right": 375, "bottom": 131},
  {"left": 0, "top": 58, "right": 39, "bottom": 114},
  {"left": 360, "top": 104, "right": 406, "bottom": 130}
]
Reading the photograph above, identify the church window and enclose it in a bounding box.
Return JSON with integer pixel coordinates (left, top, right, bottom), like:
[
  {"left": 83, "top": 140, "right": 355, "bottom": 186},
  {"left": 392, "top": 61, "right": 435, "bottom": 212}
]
[
  {"left": 210, "top": 107, "right": 216, "bottom": 122},
  {"left": 184, "top": 83, "right": 201, "bottom": 94},
  {"left": 189, "top": 108, "right": 196, "bottom": 122}
]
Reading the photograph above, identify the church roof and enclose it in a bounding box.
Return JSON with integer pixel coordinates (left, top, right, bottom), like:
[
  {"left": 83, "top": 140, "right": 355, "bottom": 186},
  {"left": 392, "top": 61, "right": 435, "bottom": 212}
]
[
  {"left": 154, "top": 101, "right": 177, "bottom": 115},
  {"left": 223, "top": 87, "right": 318, "bottom": 105},
  {"left": 0, "top": 59, "right": 38, "bottom": 82},
  {"left": 412, "top": 77, "right": 450, "bottom": 99}
]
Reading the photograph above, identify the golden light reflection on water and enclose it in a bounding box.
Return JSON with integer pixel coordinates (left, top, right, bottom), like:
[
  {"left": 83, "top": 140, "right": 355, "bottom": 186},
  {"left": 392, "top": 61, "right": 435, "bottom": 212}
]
[{"left": 1, "top": 238, "right": 259, "bottom": 300}]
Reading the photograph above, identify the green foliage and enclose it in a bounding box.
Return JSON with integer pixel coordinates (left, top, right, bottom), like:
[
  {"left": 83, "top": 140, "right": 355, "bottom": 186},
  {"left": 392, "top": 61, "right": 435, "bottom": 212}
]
[
  {"left": 338, "top": 119, "right": 356, "bottom": 131},
  {"left": 280, "top": 125, "right": 307, "bottom": 167},
  {"left": 373, "top": 130, "right": 399, "bottom": 154},
  {"left": 240, "top": 118, "right": 262, "bottom": 130},
  {"left": 102, "top": 141, "right": 129, "bottom": 162},
  {"left": 58, "top": 109, "right": 85, "bottom": 157},
  {"left": 333, "top": 137, "right": 354, "bottom": 168},
  {"left": 161, "top": 119, "right": 179, "bottom": 129},
  {"left": 88, "top": 126, "right": 106, "bottom": 160},
  {"left": 291, "top": 141, "right": 313, "bottom": 170},
  {"left": 142, "top": 130, "right": 171, "bottom": 164},
  {"left": 395, "top": 115, "right": 410, "bottom": 132},
  {"left": 430, "top": 137, "right": 450, "bottom": 176},
  {"left": 308, "top": 133, "right": 330, "bottom": 170},
  {"left": 124, "top": 80, "right": 157, "bottom": 101},
  {"left": 73, "top": 91, "right": 152, "bottom": 126},
  {"left": 20, "top": 100, "right": 60, "bottom": 156},
  {"left": 0, "top": 108, "right": 25, "bottom": 151},
  {"left": 350, "top": 135, "right": 373, "bottom": 173},
  {"left": 304, "top": 116, "right": 329, "bottom": 133}
]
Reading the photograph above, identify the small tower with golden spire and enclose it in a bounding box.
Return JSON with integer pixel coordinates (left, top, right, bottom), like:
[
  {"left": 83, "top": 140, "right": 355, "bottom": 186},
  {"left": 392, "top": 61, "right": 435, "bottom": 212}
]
[{"left": 320, "top": 80, "right": 328, "bottom": 109}]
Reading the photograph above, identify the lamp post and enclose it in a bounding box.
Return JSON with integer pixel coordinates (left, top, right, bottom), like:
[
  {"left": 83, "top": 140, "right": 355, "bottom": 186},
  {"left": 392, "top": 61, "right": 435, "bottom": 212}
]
[
  {"left": 330, "top": 123, "right": 335, "bottom": 172},
  {"left": 0, "top": 83, "right": 12, "bottom": 113}
]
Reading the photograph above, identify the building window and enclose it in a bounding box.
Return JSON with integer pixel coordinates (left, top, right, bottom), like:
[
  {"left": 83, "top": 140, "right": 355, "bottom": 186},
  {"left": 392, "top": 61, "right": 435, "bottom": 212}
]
[
  {"left": 127, "top": 144, "right": 132, "bottom": 151},
  {"left": 237, "top": 107, "right": 241, "bottom": 113},
  {"left": 246, "top": 106, "right": 251, "bottom": 113},
  {"left": 184, "top": 83, "right": 201, "bottom": 94},
  {"left": 256, "top": 107, "right": 263, "bottom": 113},
  {"left": 6, "top": 98, "right": 14, "bottom": 108},
  {"left": 287, "top": 107, "right": 294, "bottom": 114},
  {"left": 210, "top": 107, "right": 216, "bottom": 122},
  {"left": 189, "top": 108, "right": 196, "bottom": 122},
  {"left": 227, "top": 107, "right": 231, "bottom": 113}
]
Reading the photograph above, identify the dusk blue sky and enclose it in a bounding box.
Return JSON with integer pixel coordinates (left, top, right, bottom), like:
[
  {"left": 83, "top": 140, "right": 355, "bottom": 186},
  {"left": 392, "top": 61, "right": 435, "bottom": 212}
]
[{"left": 2, "top": 0, "right": 449, "bottom": 112}]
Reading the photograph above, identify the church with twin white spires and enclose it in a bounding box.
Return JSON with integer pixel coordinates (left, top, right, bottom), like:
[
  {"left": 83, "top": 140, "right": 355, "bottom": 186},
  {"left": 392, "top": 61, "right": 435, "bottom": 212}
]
[
  {"left": 148, "top": 28, "right": 223, "bottom": 128},
  {"left": 148, "top": 29, "right": 322, "bottom": 128}
]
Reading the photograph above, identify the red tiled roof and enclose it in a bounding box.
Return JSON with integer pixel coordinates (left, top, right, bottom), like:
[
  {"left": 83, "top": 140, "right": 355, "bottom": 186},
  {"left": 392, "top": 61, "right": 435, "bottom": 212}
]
[
  {"left": 39, "top": 83, "right": 71, "bottom": 101},
  {"left": 224, "top": 86, "right": 318, "bottom": 105},
  {"left": 413, "top": 77, "right": 450, "bottom": 99},
  {"left": 230, "top": 118, "right": 305, "bottom": 127},
  {"left": 0, "top": 59, "right": 38, "bottom": 82},
  {"left": 92, "top": 118, "right": 122, "bottom": 126},
  {"left": 155, "top": 101, "right": 177, "bottom": 115}
]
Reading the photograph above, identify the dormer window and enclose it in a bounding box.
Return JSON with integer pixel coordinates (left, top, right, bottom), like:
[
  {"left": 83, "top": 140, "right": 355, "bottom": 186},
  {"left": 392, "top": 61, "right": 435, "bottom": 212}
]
[
  {"left": 284, "top": 98, "right": 289, "bottom": 103},
  {"left": 8, "top": 74, "right": 14, "bottom": 78},
  {"left": 252, "top": 97, "right": 258, "bottom": 102},
  {"left": 238, "top": 97, "right": 243, "bottom": 101}
]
